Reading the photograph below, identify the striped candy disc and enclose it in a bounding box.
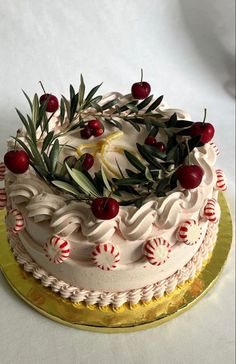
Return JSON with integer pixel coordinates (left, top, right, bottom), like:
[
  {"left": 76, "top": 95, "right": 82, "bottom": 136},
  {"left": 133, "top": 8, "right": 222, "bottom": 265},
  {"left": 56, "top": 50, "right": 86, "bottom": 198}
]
[
  {"left": 144, "top": 238, "right": 172, "bottom": 266},
  {"left": 92, "top": 243, "right": 120, "bottom": 271},
  {"left": 0, "top": 188, "right": 7, "bottom": 209},
  {"left": 203, "top": 198, "right": 220, "bottom": 223},
  {"left": 0, "top": 162, "right": 5, "bottom": 181},
  {"left": 7, "top": 208, "right": 25, "bottom": 233},
  {"left": 177, "top": 220, "right": 201, "bottom": 245},
  {"left": 44, "top": 236, "right": 70, "bottom": 264},
  {"left": 209, "top": 142, "right": 220, "bottom": 156},
  {"left": 215, "top": 169, "right": 227, "bottom": 191}
]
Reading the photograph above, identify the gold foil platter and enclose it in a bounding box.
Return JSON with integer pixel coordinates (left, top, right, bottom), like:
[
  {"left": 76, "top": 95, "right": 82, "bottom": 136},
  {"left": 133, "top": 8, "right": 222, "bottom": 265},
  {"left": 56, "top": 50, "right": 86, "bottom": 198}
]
[{"left": 0, "top": 193, "right": 233, "bottom": 332}]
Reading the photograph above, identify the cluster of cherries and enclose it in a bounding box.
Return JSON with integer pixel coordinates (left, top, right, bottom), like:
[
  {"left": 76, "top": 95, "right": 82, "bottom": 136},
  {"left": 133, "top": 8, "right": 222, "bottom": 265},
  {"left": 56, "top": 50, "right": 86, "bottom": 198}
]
[
  {"left": 3, "top": 75, "right": 215, "bottom": 220},
  {"left": 144, "top": 136, "right": 166, "bottom": 153},
  {"left": 80, "top": 119, "right": 104, "bottom": 139}
]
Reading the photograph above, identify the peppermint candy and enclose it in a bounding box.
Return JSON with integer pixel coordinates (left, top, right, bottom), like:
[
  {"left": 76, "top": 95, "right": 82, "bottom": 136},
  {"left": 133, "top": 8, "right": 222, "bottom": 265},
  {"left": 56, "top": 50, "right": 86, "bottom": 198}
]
[
  {"left": 0, "top": 162, "right": 5, "bottom": 181},
  {"left": 209, "top": 142, "right": 220, "bottom": 156},
  {"left": 203, "top": 198, "right": 220, "bottom": 223},
  {"left": 6, "top": 208, "right": 25, "bottom": 233},
  {"left": 215, "top": 169, "right": 228, "bottom": 191},
  {"left": 177, "top": 220, "right": 202, "bottom": 245},
  {"left": 92, "top": 243, "right": 120, "bottom": 271},
  {"left": 44, "top": 236, "right": 70, "bottom": 264},
  {"left": 144, "top": 238, "right": 172, "bottom": 266},
  {"left": 0, "top": 188, "right": 7, "bottom": 209}
]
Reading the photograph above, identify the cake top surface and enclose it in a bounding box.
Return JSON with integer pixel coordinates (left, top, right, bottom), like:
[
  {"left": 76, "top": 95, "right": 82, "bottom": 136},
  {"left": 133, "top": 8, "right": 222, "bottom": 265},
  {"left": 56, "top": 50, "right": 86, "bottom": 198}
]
[{"left": 4, "top": 74, "right": 218, "bottom": 224}]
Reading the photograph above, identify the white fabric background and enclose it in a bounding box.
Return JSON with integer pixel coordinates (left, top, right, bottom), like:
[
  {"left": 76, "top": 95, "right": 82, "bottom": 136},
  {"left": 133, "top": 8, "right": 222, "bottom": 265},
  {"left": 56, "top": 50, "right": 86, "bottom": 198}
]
[{"left": 0, "top": 1, "right": 235, "bottom": 363}]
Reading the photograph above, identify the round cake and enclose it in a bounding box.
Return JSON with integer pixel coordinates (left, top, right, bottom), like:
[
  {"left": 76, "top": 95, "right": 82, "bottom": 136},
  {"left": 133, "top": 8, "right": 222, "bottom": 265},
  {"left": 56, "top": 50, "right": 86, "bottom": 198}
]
[{"left": 1, "top": 75, "right": 227, "bottom": 310}]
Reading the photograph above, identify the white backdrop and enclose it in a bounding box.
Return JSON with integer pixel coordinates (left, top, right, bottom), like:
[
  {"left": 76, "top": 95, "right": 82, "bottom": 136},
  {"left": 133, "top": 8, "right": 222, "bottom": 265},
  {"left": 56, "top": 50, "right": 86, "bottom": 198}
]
[{"left": 0, "top": 1, "right": 235, "bottom": 363}]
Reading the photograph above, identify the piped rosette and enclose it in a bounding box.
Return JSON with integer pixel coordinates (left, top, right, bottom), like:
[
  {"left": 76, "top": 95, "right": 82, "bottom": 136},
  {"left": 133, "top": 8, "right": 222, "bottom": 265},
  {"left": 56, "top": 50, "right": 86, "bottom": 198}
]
[
  {"left": 91, "top": 242, "right": 120, "bottom": 271},
  {"left": 6, "top": 208, "right": 25, "bottom": 233},
  {"left": 43, "top": 236, "right": 70, "bottom": 264},
  {"left": 144, "top": 237, "right": 172, "bottom": 266},
  {"left": 176, "top": 220, "right": 202, "bottom": 245}
]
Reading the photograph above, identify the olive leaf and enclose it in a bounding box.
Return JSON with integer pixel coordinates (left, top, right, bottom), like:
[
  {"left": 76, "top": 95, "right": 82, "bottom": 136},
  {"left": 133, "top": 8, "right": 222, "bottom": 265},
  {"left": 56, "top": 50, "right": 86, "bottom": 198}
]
[
  {"left": 102, "top": 98, "right": 118, "bottom": 111},
  {"left": 79, "top": 74, "right": 85, "bottom": 106},
  {"left": 22, "top": 90, "right": 33, "bottom": 111},
  {"left": 146, "top": 95, "right": 164, "bottom": 112},
  {"left": 124, "top": 150, "right": 146, "bottom": 173},
  {"left": 42, "top": 131, "right": 54, "bottom": 153},
  {"left": 32, "top": 94, "right": 39, "bottom": 126},
  {"left": 66, "top": 165, "right": 99, "bottom": 197},
  {"left": 52, "top": 180, "right": 81, "bottom": 196},
  {"left": 137, "top": 95, "right": 153, "bottom": 110},
  {"left": 136, "top": 143, "right": 164, "bottom": 169},
  {"left": 60, "top": 98, "right": 65, "bottom": 125},
  {"left": 61, "top": 95, "right": 71, "bottom": 122},
  {"left": 49, "top": 139, "right": 60, "bottom": 174},
  {"left": 15, "top": 109, "right": 31, "bottom": 136},
  {"left": 84, "top": 83, "right": 103, "bottom": 106},
  {"left": 101, "top": 167, "right": 112, "bottom": 192},
  {"left": 115, "top": 177, "right": 145, "bottom": 186}
]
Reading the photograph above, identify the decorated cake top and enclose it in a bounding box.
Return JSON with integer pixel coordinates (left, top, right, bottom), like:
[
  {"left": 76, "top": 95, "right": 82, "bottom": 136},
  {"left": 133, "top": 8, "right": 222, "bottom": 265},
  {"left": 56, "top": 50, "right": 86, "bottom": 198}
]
[{"left": 4, "top": 71, "right": 217, "bottom": 222}]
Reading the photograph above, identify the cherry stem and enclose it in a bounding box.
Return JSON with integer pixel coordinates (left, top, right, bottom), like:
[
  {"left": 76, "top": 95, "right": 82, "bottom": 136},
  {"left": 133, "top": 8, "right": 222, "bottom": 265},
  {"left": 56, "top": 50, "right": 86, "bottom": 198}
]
[
  {"left": 140, "top": 68, "right": 143, "bottom": 84},
  {"left": 202, "top": 108, "right": 207, "bottom": 126},
  {"left": 186, "top": 139, "right": 191, "bottom": 165},
  {"left": 14, "top": 130, "right": 19, "bottom": 151},
  {"left": 103, "top": 191, "right": 113, "bottom": 209},
  {"left": 39, "top": 81, "right": 46, "bottom": 94}
]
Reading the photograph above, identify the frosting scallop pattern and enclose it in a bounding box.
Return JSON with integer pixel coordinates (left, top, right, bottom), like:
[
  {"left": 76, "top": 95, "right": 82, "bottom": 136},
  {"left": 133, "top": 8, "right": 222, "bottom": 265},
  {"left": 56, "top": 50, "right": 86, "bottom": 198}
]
[
  {"left": 26, "top": 193, "right": 65, "bottom": 223},
  {"left": 8, "top": 175, "right": 53, "bottom": 204},
  {"left": 120, "top": 201, "right": 157, "bottom": 241}
]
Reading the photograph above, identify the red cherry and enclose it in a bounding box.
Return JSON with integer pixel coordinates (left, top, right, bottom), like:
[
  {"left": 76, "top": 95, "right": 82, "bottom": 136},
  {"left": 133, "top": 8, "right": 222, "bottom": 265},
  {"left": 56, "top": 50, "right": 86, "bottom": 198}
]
[
  {"left": 39, "top": 94, "right": 59, "bottom": 113},
  {"left": 4, "top": 150, "right": 29, "bottom": 174},
  {"left": 176, "top": 165, "right": 204, "bottom": 189},
  {"left": 93, "top": 128, "right": 104, "bottom": 137},
  {"left": 91, "top": 197, "right": 120, "bottom": 220},
  {"left": 189, "top": 122, "right": 215, "bottom": 143},
  {"left": 80, "top": 126, "right": 93, "bottom": 139},
  {"left": 88, "top": 119, "right": 101, "bottom": 130},
  {"left": 82, "top": 153, "right": 94, "bottom": 171},
  {"left": 131, "top": 82, "right": 151, "bottom": 100},
  {"left": 155, "top": 142, "right": 166, "bottom": 152},
  {"left": 131, "top": 69, "right": 151, "bottom": 100},
  {"left": 145, "top": 136, "right": 157, "bottom": 146}
]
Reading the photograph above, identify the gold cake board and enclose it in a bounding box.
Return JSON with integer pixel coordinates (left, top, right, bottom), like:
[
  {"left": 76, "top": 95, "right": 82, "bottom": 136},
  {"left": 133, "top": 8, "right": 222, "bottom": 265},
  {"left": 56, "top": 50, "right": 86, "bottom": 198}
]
[{"left": 0, "top": 193, "right": 233, "bottom": 333}]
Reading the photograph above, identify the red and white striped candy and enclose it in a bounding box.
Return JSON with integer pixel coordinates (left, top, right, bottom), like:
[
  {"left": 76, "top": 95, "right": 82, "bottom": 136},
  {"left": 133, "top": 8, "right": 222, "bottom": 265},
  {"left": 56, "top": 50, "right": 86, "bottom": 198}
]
[
  {"left": 0, "top": 188, "right": 7, "bottom": 209},
  {"left": 44, "top": 236, "right": 70, "bottom": 264},
  {"left": 177, "top": 220, "right": 201, "bottom": 245},
  {"left": 215, "top": 169, "right": 227, "bottom": 191},
  {"left": 203, "top": 198, "right": 220, "bottom": 223},
  {"left": 7, "top": 208, "right": 25, "bottom": 233},
  {"left": 92, "top": 243, "right": 120, "bottom": 271},
  {"left": 0, "top": 162, "right": 5, "bottom": 181},
  {"left": 209, "top": 142, "right": 220, "bottom": 156},
  {"left": 144, "top": 238, "right": 172, "bottom": 266}
]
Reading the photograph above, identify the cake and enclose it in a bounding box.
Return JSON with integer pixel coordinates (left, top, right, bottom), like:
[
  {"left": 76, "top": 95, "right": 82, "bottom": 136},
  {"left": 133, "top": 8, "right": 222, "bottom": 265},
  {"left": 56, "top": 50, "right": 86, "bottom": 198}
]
[{"left": 0, "top": 74, "right": 228, "bottom": 312}]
